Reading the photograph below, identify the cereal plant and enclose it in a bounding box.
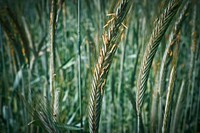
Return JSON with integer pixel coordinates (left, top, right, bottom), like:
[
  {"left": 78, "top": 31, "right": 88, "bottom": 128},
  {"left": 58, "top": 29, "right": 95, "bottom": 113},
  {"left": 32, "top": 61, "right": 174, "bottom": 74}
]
[{"left": 0, "top": 0, "right": 199, "bottom": 133}]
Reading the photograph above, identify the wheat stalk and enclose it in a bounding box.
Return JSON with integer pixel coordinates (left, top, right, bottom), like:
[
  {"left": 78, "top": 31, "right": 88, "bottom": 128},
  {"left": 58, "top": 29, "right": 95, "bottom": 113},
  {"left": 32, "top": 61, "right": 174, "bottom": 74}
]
[
  {"left": 188, "top": 4, "right": 197, "bottom": 123},
  {"left": 194, "top": 80, "right": 200, "bottom": 132},
  {"left": 162, "top": 66, "right": 176, "bottom": 133},
  {"left": 77, "top": 0, "right": 83, "bottom": 129},
  {"left": 182, "top": 4, "right": 197, "bottom": 132},
  {"left": 158, "top": 0, "right": 190, "bottom": 96},
  {"left": 162, "top": 26, "right": 180, "bottom": 133},
  {"left": 88, "top": 1, "right": 131, "bottom": 133},
  {"left": 53, "top": 90, "right": 60, "bottom": 122},
  {"left": 150, "top": 74, "right": 159, "bottom": 133},
  {"left": 49, "top": 0, "right": 57, "bottom": 115},
  {"left": 171, "top": 80, "right": 185, "bottom": 133},
  {"left": 136, "top": 0, "right": 182, "bottom": 132},
  {"left": 157, "top": 1, "right": 190, "bottom": 131}
]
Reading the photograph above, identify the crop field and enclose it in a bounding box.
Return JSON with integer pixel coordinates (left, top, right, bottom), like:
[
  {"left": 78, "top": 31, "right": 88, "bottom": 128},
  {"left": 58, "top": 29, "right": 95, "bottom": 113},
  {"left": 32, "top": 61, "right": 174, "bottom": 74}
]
[{"left": 0, "top": 0, "right": 199, "bottom": 133}]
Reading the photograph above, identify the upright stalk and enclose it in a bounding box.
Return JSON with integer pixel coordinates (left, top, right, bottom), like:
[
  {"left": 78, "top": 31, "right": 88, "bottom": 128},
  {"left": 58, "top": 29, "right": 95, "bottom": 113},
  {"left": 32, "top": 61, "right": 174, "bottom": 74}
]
[
  {"left": 118, "top": 35, "right": 127, "bottom": 133},
  {"left": 0, "top": 24, "right": 4, "bottom": 117},
  {"left": 194, "top": 80, "right": 200, "bottom": 132},
  {"left": 157, "top": 1, "right": 190, "bottom": 131},
  {"left": 77, "top": 0, "right": 83, "bottom": 129},
  {"left": 171, "top": 80, "right": 185, "bottom": 133},
  {"left": 49, "top": 0, "right": 57, "bottom": 114},
  {"left": 162, "top": 66, "right": 176, "bottom": 133},
  {"left": 150, "top": 75, "right": 159, "bottom": 133},
  {"left": 182, "top": 5, "right": 197, "bottom": 132},
  {"left": 188, "top": 4, "right": 197, "bottom": 123}
]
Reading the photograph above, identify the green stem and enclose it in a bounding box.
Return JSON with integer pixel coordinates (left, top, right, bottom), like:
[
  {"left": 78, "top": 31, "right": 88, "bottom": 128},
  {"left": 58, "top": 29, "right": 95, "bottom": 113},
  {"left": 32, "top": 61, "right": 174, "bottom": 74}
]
[
  {"left": 77, "top": 0, "right": 82, "bottom": 130},
  {"left": 49, "top": 0, "right": 57, "bottom": 114}
]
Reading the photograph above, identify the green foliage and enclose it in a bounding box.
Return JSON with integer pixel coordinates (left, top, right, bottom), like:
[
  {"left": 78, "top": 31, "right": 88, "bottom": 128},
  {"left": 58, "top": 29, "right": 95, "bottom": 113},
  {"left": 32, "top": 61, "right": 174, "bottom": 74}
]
[{"left": 0, "top": 0, "right": 199, "bottom": 133}]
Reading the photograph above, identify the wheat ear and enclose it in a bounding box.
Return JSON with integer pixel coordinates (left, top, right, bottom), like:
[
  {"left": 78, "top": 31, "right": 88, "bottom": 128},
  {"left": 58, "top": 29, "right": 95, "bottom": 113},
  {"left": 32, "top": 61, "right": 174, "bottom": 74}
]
[
  {"left": 88, "top": 1, "right": 131, "bottom": 133},
  {"left": 157, "top": 1, "right": 190, "bottom": 131},
  {"left": 136, "top": 0, "right": 182, "bottom": 132},
  {"left": 20, "top": 95, "right": 59, "bottom": 133}
]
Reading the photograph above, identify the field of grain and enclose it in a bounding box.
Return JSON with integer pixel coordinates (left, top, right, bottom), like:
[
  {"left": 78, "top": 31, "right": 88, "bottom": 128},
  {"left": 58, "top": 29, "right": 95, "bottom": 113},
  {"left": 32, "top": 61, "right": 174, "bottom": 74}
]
[{"left": 0, "top": 0, "right": 199, "bottom": 133}]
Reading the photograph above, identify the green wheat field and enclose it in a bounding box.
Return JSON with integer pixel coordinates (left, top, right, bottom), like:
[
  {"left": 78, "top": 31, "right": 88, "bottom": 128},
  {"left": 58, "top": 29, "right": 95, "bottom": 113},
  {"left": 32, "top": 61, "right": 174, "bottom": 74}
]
[{"left": 0, "top": 0, "right": 199, "bottom": 132}]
